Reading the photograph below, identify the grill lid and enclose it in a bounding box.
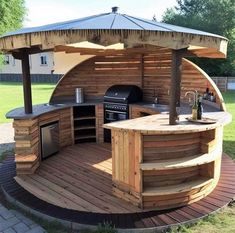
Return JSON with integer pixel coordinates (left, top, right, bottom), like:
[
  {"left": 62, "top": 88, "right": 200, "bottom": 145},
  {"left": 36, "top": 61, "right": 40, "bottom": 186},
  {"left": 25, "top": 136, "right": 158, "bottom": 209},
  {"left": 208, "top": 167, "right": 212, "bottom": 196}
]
[{"left": 104, "top": 85, "right": 142, "bottom": 104}]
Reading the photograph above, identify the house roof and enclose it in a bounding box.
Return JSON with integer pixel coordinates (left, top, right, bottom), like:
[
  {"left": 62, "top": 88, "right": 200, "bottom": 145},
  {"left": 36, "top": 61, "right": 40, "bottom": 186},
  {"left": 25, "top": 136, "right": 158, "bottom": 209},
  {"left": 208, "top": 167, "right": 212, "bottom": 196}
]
[{"left": 0, "top": 8, "right": 228, "bottom": 58}]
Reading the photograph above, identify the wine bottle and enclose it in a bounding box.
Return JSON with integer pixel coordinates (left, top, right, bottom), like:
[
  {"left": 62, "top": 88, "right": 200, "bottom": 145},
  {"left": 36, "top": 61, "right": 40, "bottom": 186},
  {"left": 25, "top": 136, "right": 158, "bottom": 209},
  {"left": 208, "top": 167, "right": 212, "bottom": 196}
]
[
  {"left": 197, "top": 96, "right": 203, "bottom": 120},
  {"left": 192, "top": 97, "right": 198, "bottom": 120}
]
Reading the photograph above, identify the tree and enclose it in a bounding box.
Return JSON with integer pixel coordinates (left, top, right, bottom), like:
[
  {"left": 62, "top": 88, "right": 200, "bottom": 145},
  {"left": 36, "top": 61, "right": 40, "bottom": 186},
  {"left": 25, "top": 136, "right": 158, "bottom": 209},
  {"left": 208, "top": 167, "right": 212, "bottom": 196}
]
[
  {"left": 0, "top": 0, "right": 26, "bottom": 64},
  {"left": 162, "top": 0, "right": 235, "bottom": 76},
  {"left": 0, "top": 0, "right": 26, "bottom": 35}
]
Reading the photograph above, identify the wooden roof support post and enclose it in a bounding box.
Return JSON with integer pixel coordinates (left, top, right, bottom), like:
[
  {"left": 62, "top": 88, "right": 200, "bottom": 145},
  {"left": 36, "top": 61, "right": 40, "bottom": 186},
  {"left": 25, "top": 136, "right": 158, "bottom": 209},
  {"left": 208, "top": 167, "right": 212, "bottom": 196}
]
[
  {"left": 17, "top": 49, "right": 33, "bottom": 114},
  {"left": 140, "top": 54, "right": 144, "bottom": 88},
  {"left": 169, "top": 49, "right": 184, "bottom": 125}
]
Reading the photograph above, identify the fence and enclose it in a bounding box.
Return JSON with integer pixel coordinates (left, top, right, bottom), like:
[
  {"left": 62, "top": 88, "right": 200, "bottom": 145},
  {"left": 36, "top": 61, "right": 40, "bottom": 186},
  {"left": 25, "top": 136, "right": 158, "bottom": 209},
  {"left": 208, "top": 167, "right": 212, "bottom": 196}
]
[
  {"left": 0, "top": 73, "right": 63, "bottom": 83},
  {"left": 211, "top": 77, "right": 235, "bottom": 92}
]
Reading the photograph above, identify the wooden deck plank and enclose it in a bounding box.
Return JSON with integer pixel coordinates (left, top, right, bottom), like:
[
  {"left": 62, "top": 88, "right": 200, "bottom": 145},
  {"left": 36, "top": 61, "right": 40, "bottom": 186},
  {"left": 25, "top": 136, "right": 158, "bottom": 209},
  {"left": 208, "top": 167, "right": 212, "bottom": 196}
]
[
  {"left": 61, "top": 149, "right": 112, "bottom": 175},
  {"left": 48, "top": 149, "right": 112, "bottom": 180},
  {"left": 37, "top": 166, "right": 139, "bottom": 213},
  {"left": 27, "top": 174, "right": 108, "bottom": 212},
  {"left": 42, "top": 157, "right": 112, "bottom": 191},
  {"left": 37, "top": 169, "right": 131, "bottom": 213},
  {"left": 14, "top": 175, "right": 89, "bottom": 211},
  {"left": 1, "top": 151, "right": 235, "bottom": 231},
  {"left": 14, "top": 143, "right": 140, "bottom": 213}
]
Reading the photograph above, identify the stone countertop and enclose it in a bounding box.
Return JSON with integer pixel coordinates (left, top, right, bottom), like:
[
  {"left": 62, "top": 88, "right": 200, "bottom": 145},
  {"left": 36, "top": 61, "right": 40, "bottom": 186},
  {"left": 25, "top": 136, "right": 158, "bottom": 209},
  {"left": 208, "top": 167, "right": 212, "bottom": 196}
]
[
  {"left": 130, "top": 101, "right": 220, "bottom": 114},
  {"left": 6, "top": 100, "right": 103, "bottom": 119},
  {"left": 6, "top": 99, "right": 222, "bottom": 120}
]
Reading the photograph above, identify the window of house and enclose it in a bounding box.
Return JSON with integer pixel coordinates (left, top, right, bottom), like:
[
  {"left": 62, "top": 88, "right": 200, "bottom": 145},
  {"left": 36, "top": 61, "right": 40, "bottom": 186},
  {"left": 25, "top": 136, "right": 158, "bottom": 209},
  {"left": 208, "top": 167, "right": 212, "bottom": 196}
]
[
  {"left": 4, "top": 55, "right": 10, "bottom": 65},
  {"left": 40, "top": 54, "right": 47, "bottom": 65}
]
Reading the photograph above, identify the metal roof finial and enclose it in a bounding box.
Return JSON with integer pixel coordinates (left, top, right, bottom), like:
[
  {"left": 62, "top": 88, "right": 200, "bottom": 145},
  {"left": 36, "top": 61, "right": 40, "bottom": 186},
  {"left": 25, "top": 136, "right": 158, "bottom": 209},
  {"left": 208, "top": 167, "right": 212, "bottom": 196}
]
[{"left": 112, "top": 6, "right": 119, "bottom": 13}]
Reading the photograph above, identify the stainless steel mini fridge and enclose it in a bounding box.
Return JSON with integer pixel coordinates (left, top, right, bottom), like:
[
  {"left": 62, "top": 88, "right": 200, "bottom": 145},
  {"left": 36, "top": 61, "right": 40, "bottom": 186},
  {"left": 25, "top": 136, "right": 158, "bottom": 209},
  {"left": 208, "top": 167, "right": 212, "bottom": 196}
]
[{"left": 40, "top": 121, "right": 59, "bottom": 160}]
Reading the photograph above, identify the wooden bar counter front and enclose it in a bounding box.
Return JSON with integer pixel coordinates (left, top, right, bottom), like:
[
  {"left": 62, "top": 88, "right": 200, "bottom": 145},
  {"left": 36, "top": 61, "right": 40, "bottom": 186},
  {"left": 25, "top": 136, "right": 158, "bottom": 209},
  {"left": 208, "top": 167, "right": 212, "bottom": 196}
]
[{"left": 104, "top": 112, "right": 231, "bottom": 210}]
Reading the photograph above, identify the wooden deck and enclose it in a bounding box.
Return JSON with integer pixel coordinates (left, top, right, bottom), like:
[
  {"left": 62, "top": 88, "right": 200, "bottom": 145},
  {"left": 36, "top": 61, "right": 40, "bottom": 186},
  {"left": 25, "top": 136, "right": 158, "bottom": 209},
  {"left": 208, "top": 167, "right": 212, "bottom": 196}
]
[
  {"left": 0, "top": 143, "right": 235, "bottom": 231},
  {"left": 15, "top": 143, "right": 141, "bottom": 213}
]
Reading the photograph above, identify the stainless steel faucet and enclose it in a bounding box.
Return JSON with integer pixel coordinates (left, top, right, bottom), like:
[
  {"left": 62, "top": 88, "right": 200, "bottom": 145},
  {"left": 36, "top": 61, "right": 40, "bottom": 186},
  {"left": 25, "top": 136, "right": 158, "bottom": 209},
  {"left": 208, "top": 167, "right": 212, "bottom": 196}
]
[
  {"left": 154, "top": 97, "right": 158, "bottom": 104},
  {"left": 185, "top": 90, "right": 198, "bottom": 105},
  {"left": 154, "top": 89, "right": 158, "bottom": 104}
]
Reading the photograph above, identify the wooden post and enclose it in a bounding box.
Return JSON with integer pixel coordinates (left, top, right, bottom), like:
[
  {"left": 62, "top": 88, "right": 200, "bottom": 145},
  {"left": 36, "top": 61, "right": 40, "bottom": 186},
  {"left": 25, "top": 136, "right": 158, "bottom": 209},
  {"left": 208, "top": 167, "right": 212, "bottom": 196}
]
[
  {"left": 169, "top": 49, "right": 183, "bottom": 125},
  {"left": 140, "top": 54, "right": 144, "bottom": 88},
  {"left": 21, "top": 49, "right": 33, "bottom": 114}
]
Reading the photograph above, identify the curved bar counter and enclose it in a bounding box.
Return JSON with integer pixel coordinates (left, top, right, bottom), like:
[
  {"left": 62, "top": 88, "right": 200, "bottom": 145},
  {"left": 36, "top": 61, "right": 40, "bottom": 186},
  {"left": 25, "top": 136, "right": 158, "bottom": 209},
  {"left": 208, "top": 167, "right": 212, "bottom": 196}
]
[{"left": 104, "top": 111, "right": 231, "bottom": 210}]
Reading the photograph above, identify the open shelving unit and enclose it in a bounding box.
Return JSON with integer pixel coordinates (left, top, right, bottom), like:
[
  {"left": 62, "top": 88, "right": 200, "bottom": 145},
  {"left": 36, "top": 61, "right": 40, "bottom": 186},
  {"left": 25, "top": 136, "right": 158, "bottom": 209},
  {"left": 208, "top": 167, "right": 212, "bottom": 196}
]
[
  {"left": 139, "top": 129, "right": 222, "bottom": 209},
  {"left": 111, "top": 127, "right": 223, "bottom": 210},
  {"left": 73, "top": 106, "right": 96, "bottom": 144}
]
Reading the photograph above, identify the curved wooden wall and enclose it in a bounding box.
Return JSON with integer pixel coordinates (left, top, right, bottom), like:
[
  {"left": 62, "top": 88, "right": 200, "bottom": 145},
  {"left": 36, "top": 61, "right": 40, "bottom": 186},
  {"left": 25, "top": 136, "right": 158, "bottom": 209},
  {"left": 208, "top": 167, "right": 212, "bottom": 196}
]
[
  {"left": 181, "top": 59, "right": 226, "bottom": 111},
  {"left": 50, "top": 50, "right": 225, "bottom": 110}
]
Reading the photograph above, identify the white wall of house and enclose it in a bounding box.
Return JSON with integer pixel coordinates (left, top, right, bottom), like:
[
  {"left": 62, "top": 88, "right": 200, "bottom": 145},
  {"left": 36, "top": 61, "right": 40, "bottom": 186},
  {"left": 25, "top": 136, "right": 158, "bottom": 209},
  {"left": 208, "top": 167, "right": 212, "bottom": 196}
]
[
  {"left": 0, "top": 52, "right": 54, "bottom": 74},
  {"left": 0, "top": 42, "right": 124, "bottom": 75}
]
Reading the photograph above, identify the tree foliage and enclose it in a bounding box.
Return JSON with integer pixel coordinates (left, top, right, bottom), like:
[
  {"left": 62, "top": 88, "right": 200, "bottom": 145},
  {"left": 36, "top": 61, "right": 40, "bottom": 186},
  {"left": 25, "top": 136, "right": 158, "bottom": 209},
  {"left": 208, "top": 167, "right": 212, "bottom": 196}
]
[
  {"left": 0, "top": 0, "right": 26, "bottom": 35},
  {"left": 162, "top": 0, "right": 235, "bottom": 76}
]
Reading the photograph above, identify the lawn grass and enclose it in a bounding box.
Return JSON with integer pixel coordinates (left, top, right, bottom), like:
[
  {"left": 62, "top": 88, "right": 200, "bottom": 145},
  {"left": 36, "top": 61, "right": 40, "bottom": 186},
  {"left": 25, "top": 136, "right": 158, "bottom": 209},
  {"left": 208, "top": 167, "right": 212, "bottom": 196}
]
[
  {"left": 170, "top": 202, "right": 235, "bottom": 233},
  {"left": 222, "top": 91, "right": 235, "bottom": 159},
  {"left": 0, "top": 82, "right": 55, "bottom": 123}
]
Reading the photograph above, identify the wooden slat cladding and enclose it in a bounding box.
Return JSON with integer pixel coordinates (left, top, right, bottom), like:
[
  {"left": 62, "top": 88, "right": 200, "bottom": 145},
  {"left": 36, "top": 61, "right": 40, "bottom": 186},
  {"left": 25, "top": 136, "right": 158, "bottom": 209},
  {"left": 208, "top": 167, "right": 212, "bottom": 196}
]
[
  {"left": 96, "top": 104, "right": 104, "bottom": 143},
  {"left": 50, "top": 50, "right": 224, "bottom": 109},
  {"left": 14, "top": 108, "right": 73, "bottom": 175},
  {"left": 143, "top": 166, "right": 200, "bottom": 188},
  {"left": 50, "top": 51, "right": 174, "bottom": 104},
  {"left": 142, "top": 179, "right": 215, "bottom": 210},
  {"left": 59, "top": 108, "right": 73, "bottom": 148},
  {"left": 14, "top": 119, "right": 39, "bottom": 174},
  {"left": 112, "top": 130, "right": 142, "bottom": 205},
  {"left": 143, "top": 133, "right": 201, "bottom": 162}
]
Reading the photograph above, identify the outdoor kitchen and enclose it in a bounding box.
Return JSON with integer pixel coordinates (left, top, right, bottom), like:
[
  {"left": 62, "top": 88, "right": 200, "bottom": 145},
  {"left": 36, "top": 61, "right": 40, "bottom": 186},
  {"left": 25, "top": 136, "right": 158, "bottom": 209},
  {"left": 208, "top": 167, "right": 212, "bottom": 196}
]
[{"left": 0, "top": 7, "right": 233, "bottom": 231}]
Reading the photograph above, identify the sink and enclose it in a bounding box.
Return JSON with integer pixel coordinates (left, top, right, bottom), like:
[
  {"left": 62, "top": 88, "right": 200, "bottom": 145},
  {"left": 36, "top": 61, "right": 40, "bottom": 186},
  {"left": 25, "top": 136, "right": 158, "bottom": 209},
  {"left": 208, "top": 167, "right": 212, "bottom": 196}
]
[{"left": 143, "top": 104, "right": 169, "bottom": 109}]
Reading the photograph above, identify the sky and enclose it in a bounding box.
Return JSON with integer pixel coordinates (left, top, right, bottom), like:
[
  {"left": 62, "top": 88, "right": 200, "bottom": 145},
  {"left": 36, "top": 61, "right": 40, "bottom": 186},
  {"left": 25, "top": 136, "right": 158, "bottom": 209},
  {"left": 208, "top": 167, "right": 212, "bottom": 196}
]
[{"left": 24, "top": 0, "right": 177, "bottom": 27}]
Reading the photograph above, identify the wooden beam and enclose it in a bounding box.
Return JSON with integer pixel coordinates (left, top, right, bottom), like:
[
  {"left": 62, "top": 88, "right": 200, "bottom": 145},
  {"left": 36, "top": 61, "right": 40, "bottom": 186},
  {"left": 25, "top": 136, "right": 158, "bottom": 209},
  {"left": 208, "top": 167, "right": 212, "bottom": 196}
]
[
  {"left": 169, "top": 49, "right": 184, "bottom": 125},
  {"left": 21, "top": 49, "right": 33, "bottom": 114}
]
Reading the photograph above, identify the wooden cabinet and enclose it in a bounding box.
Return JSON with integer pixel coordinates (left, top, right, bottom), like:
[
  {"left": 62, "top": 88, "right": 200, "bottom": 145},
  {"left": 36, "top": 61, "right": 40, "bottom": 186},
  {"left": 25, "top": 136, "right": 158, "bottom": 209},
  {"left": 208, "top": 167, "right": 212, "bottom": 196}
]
[
  {"left": 111, "top": 127, "right": 223, "bottom": 210},
  {"left": 73, "top": 106, "right": 96, "bottom": 143}
]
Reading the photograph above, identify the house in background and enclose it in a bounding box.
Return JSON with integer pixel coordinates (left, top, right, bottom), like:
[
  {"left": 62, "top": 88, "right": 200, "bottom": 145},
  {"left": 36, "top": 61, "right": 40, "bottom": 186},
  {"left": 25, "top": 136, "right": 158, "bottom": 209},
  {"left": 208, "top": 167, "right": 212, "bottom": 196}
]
[
  {"left": 0, "top": 42, "right": 123, "bottom": 83},
  {"left": 1, "top": 52, "right": 54, "bottom": 74},
  {"left": 0, "top": 51, "right": 62, "bottom": 83}
]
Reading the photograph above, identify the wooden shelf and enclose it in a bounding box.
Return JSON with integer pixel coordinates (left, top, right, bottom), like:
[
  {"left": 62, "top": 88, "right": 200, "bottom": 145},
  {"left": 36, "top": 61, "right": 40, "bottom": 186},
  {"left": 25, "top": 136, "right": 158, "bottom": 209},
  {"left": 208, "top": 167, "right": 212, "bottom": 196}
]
[
  {"left": 73, "top": 106, "right": 96, "bottom": 144},
  {"left": 142, "top": 177, "right": 213, "bottom": 196},
  {"left": 140, "top": 150, "right": 220, "bottom": 171},
  {"left": 74, "top": 135, "right": 96, "bottom": 140},
  {"left": 74, "top": 126, "right": 96, "bottom": 130},
  {"left": 74, "top": 116, "right": 96, "bottom": 121}
]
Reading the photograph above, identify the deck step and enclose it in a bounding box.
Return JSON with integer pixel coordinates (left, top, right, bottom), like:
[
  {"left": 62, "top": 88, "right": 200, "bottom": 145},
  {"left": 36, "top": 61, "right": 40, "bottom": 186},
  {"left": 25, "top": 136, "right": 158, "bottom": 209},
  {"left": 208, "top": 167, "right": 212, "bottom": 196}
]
[
  {"left": 140, "top": 150, "right": 221, "bottom": 171},
  {"left": 142, "top": 177, "right": 213, "bottom": 196}
]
